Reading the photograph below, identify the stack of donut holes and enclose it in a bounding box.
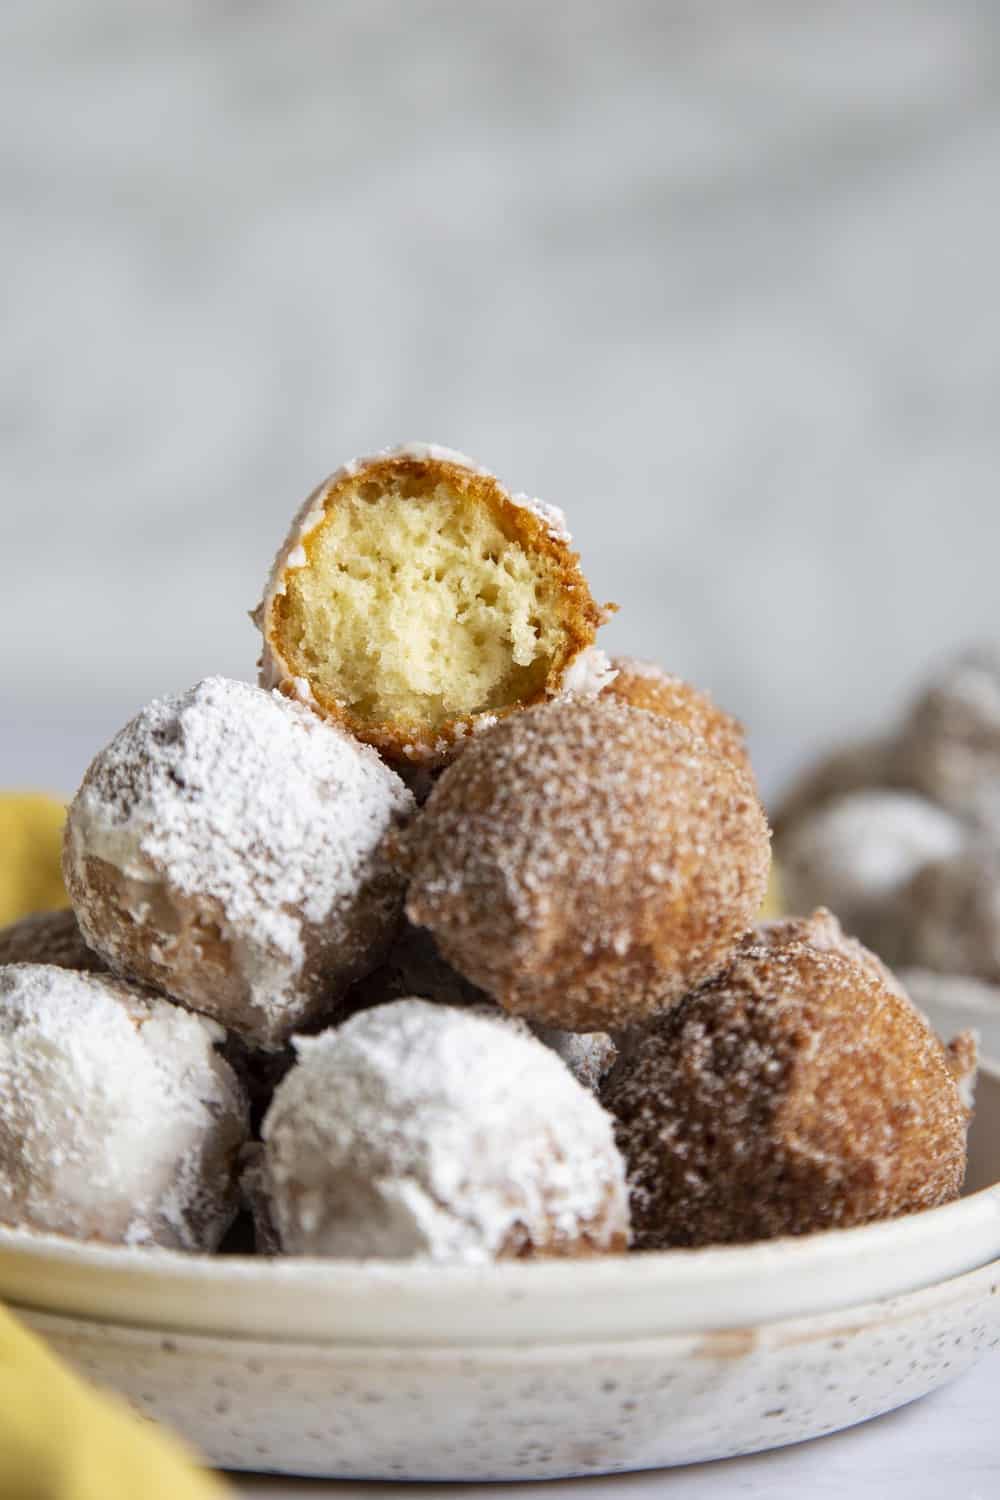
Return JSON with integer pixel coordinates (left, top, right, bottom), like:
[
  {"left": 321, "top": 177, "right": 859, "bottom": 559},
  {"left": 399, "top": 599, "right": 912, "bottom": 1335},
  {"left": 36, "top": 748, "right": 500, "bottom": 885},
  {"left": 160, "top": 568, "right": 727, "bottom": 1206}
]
[{"left": 0, "top": 446, "right": 974, "bottom": 1261}]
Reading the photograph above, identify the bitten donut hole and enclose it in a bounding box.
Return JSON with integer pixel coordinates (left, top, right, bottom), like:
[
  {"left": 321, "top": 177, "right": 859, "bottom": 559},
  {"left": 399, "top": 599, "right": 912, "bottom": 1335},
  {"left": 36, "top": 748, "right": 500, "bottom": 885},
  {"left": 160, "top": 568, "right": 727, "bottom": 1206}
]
[{"left": 277, "top": 473, "right": 567, "bottom": 732}]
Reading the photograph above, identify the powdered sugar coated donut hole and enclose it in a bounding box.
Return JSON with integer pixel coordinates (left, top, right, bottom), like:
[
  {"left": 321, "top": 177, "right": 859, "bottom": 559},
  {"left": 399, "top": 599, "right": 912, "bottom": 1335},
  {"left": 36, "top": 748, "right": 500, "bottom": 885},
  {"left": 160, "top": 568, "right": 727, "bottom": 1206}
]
[
  {"left": 259, "top": 998, "right": 630, "bottom": 1261},
  {"left": 0, "top": 963, "right": 248, "bottom": 1250},
  {"left": 63, "top": 677, "right": 416, "bottom": 1047}
]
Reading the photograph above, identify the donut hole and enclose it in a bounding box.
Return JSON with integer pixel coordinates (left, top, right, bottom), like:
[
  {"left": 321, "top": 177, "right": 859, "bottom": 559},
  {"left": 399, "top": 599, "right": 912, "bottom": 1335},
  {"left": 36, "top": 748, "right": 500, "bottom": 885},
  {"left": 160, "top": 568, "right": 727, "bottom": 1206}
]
[{"left": 275, "top": 472, "right": 569, "bottom": 732}]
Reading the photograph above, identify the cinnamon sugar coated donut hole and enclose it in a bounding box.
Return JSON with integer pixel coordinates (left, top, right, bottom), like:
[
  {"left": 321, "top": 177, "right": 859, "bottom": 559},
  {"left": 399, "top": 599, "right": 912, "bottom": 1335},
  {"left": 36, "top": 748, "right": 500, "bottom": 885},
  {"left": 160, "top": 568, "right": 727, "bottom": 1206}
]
[
  {"left": 603, "top": 938, "right": 967, "bottom": 1249},
  {"left": 63, "top": 676, "right": 415, "bottom": 1048},
  {"left": 0, "top": 908, "right": 105, "bottom": 973},
  {"left": 603, "top": 658, "right": 751, "bottom": 777},
  {"left": 258, "top": 999, "right": 630, "bottom": 1261},
  {"left": 254, "top": 444, "right": 614, "bottom": 767},
  {"left": 0, "top": 964, "right": 249, "bottom": 1249},
  {"left": 404, "top": 697, "right": 771, "bottom": 1031}
]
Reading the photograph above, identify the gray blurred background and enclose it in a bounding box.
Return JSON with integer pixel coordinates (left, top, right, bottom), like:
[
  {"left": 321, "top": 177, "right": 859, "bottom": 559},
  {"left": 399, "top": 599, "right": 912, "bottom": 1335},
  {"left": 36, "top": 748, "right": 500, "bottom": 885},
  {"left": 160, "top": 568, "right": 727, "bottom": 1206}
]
[{"left": 3, "top": 0, "right": 999, "bottom": 803}]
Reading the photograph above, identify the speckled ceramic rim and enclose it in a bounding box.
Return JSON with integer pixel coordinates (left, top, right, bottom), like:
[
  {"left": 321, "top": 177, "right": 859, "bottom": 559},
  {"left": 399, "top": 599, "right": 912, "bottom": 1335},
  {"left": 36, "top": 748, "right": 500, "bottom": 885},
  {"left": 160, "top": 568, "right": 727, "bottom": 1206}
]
[{"left": 2, "top": 1063, "right": 999, "bottom": 1348}]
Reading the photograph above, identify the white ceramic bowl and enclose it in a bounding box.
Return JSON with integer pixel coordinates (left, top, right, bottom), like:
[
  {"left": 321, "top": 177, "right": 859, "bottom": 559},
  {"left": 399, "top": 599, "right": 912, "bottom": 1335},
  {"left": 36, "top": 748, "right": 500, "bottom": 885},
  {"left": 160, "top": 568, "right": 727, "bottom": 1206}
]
[{"left": 3, "top": 1064, "right": 1000, "bottom": 1482}]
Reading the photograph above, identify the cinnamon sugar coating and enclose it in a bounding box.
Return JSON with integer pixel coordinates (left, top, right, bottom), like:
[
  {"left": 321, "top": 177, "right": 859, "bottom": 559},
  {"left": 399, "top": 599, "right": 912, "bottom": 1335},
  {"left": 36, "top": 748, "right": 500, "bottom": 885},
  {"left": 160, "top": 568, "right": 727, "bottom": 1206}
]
[
  {"left": 752, "top": 906, "right": 907, "bottom": 997},
  {"left": 603, "top": 658, "right": 751, "bottom": 778},
  {"left": 604, "top": 939, "right": 967, "bottom": 1249},
  {"left": 404, "top": 697, "right": 771, "bottom": 1032},
  {"left": 0, "top": 908, "right": 106, "bottom": 974},
  {"left": 755, "top": 912, "right": 978, "bottom": 1115}
]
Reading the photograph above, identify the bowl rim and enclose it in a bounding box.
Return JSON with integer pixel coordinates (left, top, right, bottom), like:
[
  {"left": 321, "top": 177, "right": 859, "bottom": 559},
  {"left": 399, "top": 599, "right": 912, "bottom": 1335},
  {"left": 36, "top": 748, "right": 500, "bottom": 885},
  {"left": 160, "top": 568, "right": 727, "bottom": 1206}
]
[{"left": 2, "top": 1062, "right": 999, "bottom": 1347}]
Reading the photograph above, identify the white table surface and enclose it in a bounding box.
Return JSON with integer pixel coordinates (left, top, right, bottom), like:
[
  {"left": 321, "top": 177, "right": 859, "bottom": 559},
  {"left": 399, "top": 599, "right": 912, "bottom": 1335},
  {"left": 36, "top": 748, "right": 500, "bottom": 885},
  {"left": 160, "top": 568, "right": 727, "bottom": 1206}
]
[{"left": 230, "top": 1352, "right": 1000, "bottom": 1499}]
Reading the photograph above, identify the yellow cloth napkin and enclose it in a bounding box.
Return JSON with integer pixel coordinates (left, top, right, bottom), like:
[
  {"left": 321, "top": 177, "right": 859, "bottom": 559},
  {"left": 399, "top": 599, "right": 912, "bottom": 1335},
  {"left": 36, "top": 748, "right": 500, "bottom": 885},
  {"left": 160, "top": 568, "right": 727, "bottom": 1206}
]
[
  {"left": 0, "top": 793, "right": 69, "bottom": 927},
  {"left": 0, "top": 1304, "right": 228, "bottom": 1499}
]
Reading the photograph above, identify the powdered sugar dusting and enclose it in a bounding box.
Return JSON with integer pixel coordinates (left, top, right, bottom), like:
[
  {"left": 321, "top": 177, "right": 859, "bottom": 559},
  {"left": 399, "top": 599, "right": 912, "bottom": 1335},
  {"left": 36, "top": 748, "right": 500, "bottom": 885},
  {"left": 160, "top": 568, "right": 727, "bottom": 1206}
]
[
  {"left": 64, "top": 677, "right": 414, "bottom": 1044},
  {"left": 559, "top": 647, "right": 617, "bottom": 698},
  {"left": 754, "top": 907, "right": 908, "bottom": 999},
  {"left": 339, "top": 924, "right": 618, "bottom": 1092},
  {"left": 260, "top": 998, "right": 629, "bottom": 1262},
  {"left": 509, "top": 490, "right": 572, "bottom": 544},
  {"left": 610, "top": 656, "right": 669, "bottom": 682},
  {"left": 386, "top": 442, "right": 490, "bottom": 474},
  {"left": 0, "top": 964, "right": 248, "bottom": 1250}
]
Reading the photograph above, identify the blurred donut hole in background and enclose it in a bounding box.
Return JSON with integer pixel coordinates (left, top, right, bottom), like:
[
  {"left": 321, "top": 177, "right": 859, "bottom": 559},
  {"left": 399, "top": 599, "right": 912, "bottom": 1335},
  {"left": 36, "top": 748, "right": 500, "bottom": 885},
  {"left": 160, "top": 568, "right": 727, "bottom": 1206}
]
[{"left": 774, "top": 645, "right": 1000, "bottom": 1046}]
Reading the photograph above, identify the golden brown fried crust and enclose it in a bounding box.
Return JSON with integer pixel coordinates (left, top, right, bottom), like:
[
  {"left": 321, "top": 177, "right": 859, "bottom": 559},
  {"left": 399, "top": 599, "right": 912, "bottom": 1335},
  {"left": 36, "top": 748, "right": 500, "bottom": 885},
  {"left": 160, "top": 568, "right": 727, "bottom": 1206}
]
[
  {"left": 404, "top": 697, "right": 772, "bottom": 1032},
  {"left": 261, "top": 451, "right": 608, "bottom": 767},
  {"left": 498, "top": 1185, "right": 630, "bottom": 1259},
  {"left": 751, "top": 906, "right": 906, "bottom": 997},
  {"left": 603, "top": 659, "right": 751, "bottom": 779},
  {"left": 0, "top": 908, "right": 106, "bottom": 974},
  {"left": 603, "top": 940, "right": 967, "bottom": 1249},
  {"left": 69, "top": 851, "right": 402, "bottom": 1050}
]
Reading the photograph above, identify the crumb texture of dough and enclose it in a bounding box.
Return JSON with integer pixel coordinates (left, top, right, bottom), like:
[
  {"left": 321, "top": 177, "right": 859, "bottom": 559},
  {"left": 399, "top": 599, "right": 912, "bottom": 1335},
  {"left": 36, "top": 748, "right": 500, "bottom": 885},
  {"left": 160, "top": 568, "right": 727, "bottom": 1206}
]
[{"left": 257, "top": 448, "right": 606, "bottom": 763}]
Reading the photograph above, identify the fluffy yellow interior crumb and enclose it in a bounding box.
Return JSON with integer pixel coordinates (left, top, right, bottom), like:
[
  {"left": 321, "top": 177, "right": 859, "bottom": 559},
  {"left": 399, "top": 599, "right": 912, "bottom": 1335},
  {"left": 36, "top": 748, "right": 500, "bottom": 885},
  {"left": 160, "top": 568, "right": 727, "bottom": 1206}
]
[{"left": 280, "top": 480, "right": 566, "bottom": 731}]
